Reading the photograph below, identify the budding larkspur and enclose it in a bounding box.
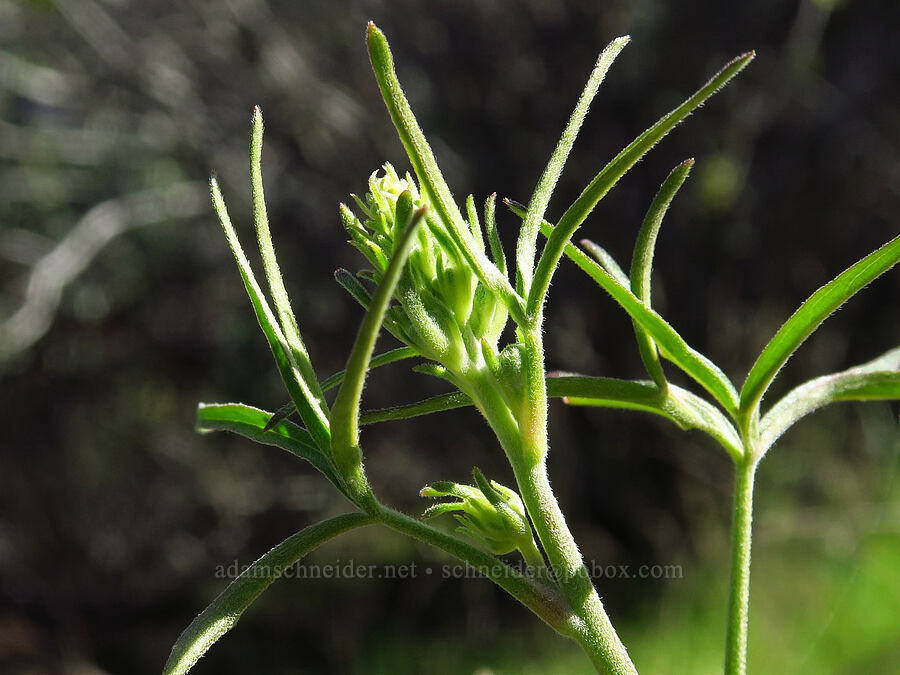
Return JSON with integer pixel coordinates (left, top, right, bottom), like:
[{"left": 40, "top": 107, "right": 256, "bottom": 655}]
[
  {"left": 420, "top": 468, "right": 542, "bottom": 566},
  {"left": 339, "top": 164, "right": 508, "bottom": 375}
]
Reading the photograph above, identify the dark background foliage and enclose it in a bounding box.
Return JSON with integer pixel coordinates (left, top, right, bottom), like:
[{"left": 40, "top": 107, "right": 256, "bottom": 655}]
[{"left": 1, "top": 0, "right": 897, "bottom": 673}]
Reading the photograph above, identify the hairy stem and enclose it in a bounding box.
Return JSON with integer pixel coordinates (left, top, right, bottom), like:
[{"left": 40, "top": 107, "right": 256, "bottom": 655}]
[
  {"left": 473, "top": 323, "right": 637, "bottom": 674},
  {"left": 725, "top": 454, "right": 758, "bottom": 674},
  {"left": 516, "top": 459, "right": 637, "bottom": 674},
  {"left": 373, "top": 504, "right": 574, "bottom": 635}
]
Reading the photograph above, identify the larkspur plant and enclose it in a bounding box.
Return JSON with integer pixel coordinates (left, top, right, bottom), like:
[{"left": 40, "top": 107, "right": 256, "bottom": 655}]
[{"left": 163, "top": 23, "right": 900, "bottom": 675}]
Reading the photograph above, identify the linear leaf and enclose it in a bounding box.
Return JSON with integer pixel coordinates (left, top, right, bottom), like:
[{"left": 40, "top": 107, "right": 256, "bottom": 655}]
[
  {"left": 330, "top": 207, "right": 426, "bottom": 486},
  {"left": 506, "top": 204, "right": 741, "bottom": 415},
  {"left": 249, "top": 107, "right": 328, "bottom": 417},
  {"left": 350, "top": 376, "right": 741, "bottom": 458},
  {"left": 758, "top": 346, "right": 900, "bottom": 456},
  {"left": 197, "top": 403, "right": 346, "bottom": 493},
  {"left": 320, "top": 346, "right": 419, "bottom": 392},
  {"left": 163, "top": 513, "right": 374, "bottom": 675},
  {"left": 529, "top": 50, "right": 754, "bottom": 318},
  {"left": 263, "top": 347, "right": 420, "bottom": 432},
  {"left": 505, "top": 199, "right": 630, "bottom": 289},
  {"left": 210, "top": 177, "right": 332, "bottom": 453},
  {"left": 485, "top": 193, "right": 506, "bottom": 277},
  {"left": 366, "top": 22, "right": 526, "bottom": 324},
  {"left": 261, "top": 400, "right": 299, "bottom": 433},
  {"left": 333, "top": 268, "right": 415, "bottom": 345},
  {"left": 516, "top": 36, "right": 629, "bottom": 297},
  {"left": 550, "top": 375, "right": 742, "bottom": 459},
  {"left": 360, "top": 391, "right": 471, "bottom": 425},
  {"left": 629, "top": 159, "right": 693, "bottom": 387},
  {"left": 741, "top": 235, "right": 900, "bottom": 417},
  {"left": 581, "top": 239, "right": 630, "bottom": 288},
  {"left": 570, "top": 245, "right": 738, "bottom": 414}
]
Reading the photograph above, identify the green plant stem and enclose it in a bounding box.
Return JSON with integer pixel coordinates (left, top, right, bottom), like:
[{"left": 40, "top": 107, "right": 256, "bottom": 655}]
[
  {"left": 517, "top": 459, "right": 637, "bottom": 674},
  {"left": 725, "top": 454, "right": 758, "bottom": 675},
  {"left": 373, "top": 504, "right": 574, "bottom": 634},
  {"left": 476, "top": 324, "right": 637, "bottom": 674}
]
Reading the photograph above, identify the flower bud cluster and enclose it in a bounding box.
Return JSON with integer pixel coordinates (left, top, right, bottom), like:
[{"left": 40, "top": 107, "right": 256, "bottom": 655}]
[
  {"left": 420, "top": 468, "right": 539, "bottom": 559},
  {"left": 341, "top": 164, "right": 508, "bottom": 375}
]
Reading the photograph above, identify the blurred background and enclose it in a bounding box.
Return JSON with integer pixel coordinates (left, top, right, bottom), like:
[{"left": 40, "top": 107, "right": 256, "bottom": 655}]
[{"left": 1, "top": 0, "right": 898, "bottom": 672}]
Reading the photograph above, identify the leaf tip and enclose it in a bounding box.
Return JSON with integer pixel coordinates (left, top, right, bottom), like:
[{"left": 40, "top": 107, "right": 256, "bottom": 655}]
[
  {"left": 733, "top": 50, "right": 756, "bottom": 69},
  {"left": 366, "top": 21, "right": 383, "bottom": 46}
]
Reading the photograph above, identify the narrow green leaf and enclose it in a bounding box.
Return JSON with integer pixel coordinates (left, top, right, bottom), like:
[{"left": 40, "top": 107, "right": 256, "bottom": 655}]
[
  {"left": 366, "top": 22, "right": 526, "bottom": 325},
  {"left": 249, "top": 107, "right": 328, "bottom": 417},
  {"left": 210, "top": 177, "right": 332, "bottom": 452},
  {"left": 162, "top": 513, "right": 374, "bottom": 675},
  {"left": 334, "top": 268, "right": 414, "bottom": 344},
  {"left": 334, "top": 267, "right": 372, "bottom": 308},
  {"left": 505, "top": 198, "right": 628, "bottom": 287},
  {"left": 264, "top": 347, "right": 421, "bottom": 432},
  {"left": 516, "top": 36, "right": 630, "bottom": 297},
  {"left": 551, "top": 374, "right": 742, "bottom": 459},
  {"left": 360, "top": 391, "right": 471, "bottom": 425},
  {"left": 261, "top": 400, "right": 297, "bottom": 433},
  {"left": 197, "top": 402, "right": 346, "bottom": 491},
  {"left": 562, "top": 239, "right": 739, "bottom": 414},
  {"left": 629, "top": 159, "right": 694, "bottom": 387},
  {"left": 631, "top": 160, "right": 693, "bottom": 303},
  {"left": 349, "top": 374, "right": 742, "bottom": 459},
  {"left": 465, "top": 194, "right": 485, "bottom": 252},
  {"left": 320, "top": 346, "right": 419, "bottom": 392},
  {"left": 485, "top": 193, "right": 506, "bottom": 277},
  {"left": 508, "top": 205, "right": 740, "bottom": 415},
  {"left": 740, "top": 235, "right": 900, "bottom": 418},
  {"left": 529, "top": 50, "right": 754, "bottom": 319},
  {"left": 758, "top": 346, "right": 900, "bottom": 456},
  {"left": 330, "top": 207, "right": 426, "bottom": 489},
  {"left": 580, "top": 239, "right": 630, "bottom": 288},
  {"left": 422, "top": 502, "right": 466, "bottom": 518}
]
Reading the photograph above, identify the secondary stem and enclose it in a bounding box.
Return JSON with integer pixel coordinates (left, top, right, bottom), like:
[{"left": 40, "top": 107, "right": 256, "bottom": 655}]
[
  {"left": 724, "top": 454, "right": 758, "bottom": 674},
  {"left": 516, "top": 460, "right": 637, "bottom": 674},
  {"left": 373, "top": 504, "right": 573, "bottom": 634},
  {"left": 513, "top": 324, "right": 637, "bottom": 674}
]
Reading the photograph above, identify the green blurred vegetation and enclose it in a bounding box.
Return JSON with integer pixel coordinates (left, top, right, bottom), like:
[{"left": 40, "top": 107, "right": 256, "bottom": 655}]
[{"left": 1, "top": 0, "right": 897, "bottom": 673}]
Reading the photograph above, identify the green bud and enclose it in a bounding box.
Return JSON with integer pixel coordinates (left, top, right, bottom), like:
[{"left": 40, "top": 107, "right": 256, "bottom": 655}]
[
  {"left": 469, "top": 285, "right": 497, "bottom": 339},
  {"left": 496, "top": 343, "right": 527, "bottom": 412},
  {"left": 342, "top": 163, "right": 510, "bottom": 376},
  {"left": 420, "top": 468, "right": 538, "bottom": 559}
]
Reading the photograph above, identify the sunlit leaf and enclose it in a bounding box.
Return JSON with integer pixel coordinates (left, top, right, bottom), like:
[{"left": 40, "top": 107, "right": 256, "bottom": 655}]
[
  {"left": 330, "top": 207, "right": 426, "bottom": 488},
  {"left": 197, "top": 403, "right": 346, "bottom": 493},
  {"left": 163, "top": 513, "right": 374, "bottom": 675},
  {"left": 210, "top": 177, "right": 332, "bottom": 452},
  {"left": 740, "top": 235, "right": 900, "bottom": 418},
  {"left": 629, "top": 159, "right": 693, "bottom": 387},
  {"left": 528, "top": 50, "right": 754, "bottom": 318},
  {"left": 516, "top": 35, "right": 629, "bottom": 297},
  {"left": 758, "top": 346, "right": 900, "bottom": 456},
  {"left": 367, "top": 22, "right": 525, "bottom": 324}
]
